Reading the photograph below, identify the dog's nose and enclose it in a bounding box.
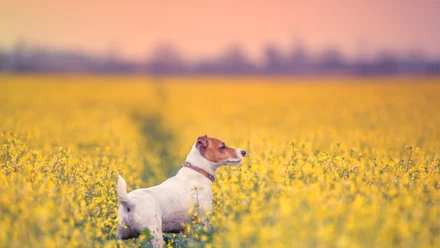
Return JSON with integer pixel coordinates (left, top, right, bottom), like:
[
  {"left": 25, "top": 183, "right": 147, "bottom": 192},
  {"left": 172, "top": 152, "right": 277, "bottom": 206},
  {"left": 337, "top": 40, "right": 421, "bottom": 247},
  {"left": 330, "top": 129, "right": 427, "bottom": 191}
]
[{"left": 241, "top": 150, "right": 246, "bottom": 157}]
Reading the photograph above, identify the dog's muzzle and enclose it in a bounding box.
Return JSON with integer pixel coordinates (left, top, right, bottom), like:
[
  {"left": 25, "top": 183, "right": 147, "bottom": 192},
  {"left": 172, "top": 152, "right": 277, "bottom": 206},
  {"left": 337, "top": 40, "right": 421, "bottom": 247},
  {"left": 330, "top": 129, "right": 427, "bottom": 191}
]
[{"left": 241, "top": 150, "right": 246, "bottom": 157}]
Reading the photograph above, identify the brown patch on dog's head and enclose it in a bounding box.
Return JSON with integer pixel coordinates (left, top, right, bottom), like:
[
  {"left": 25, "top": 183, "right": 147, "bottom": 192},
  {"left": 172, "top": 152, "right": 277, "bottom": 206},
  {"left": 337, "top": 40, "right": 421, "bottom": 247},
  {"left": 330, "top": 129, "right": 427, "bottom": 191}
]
[{"left": 195, "top": 135, "right": 241, "bottom": 164}]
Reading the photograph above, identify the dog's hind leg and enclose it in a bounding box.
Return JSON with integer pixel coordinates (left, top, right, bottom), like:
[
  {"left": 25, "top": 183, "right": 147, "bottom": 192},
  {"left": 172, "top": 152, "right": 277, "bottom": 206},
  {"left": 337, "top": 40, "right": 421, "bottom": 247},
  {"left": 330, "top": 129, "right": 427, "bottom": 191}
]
[
  {"left": 116, "top": 218, "right": 139, "bottom": 239},
  {"left": 140, "top": 214, "right": 163, "bottom": 248},
  {"left": 128, "top": 207, "right": 164, "bottom": 248}
]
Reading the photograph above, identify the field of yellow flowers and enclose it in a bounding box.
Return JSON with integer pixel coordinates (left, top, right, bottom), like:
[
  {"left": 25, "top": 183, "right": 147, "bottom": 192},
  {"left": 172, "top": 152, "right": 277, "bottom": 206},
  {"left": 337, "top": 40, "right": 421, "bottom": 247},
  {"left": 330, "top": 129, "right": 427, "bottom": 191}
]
[{"left": 0, "top": 75, "right": 439, "bottom": 247}]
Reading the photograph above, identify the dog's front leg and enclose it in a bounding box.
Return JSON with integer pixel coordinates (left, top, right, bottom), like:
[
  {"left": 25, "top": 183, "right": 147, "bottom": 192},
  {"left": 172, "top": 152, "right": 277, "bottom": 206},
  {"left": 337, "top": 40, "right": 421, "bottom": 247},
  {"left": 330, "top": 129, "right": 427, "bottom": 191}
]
[
  {"left": 199, "top": 203, "right": 213, "bottom": 228},
  {"left": 190, "top": 186, "right": 213, "bottom": 229}
]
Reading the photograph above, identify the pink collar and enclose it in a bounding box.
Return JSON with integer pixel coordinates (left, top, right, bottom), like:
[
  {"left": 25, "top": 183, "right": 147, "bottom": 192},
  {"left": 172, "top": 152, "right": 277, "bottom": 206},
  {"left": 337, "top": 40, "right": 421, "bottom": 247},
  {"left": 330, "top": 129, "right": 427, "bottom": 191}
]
[{"left": 182, "top": 162, "right": 215, "bottom": 182}]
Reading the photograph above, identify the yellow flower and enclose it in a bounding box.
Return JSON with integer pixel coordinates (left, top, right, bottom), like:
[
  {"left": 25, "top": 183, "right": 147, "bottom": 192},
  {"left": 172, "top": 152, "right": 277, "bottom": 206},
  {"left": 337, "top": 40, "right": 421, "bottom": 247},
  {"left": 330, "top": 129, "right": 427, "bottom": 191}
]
[{"left": 0, "top": 75, "right": 439, "bottom": 247}]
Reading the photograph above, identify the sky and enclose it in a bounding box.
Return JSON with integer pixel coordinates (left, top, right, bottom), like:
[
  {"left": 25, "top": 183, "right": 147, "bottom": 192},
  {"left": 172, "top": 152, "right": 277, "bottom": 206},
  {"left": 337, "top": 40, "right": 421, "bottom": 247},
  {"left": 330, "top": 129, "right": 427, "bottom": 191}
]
[{"left": 1, "top": 0, "right": 439, "bottom": 61}]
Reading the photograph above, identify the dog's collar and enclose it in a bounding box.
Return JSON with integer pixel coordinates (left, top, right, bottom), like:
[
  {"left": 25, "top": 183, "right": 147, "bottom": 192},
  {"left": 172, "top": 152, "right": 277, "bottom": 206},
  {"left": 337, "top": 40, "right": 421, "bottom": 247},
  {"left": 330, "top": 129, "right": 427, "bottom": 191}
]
[{"left": 182, "top": 162, "right": 215, "bottom": 182}]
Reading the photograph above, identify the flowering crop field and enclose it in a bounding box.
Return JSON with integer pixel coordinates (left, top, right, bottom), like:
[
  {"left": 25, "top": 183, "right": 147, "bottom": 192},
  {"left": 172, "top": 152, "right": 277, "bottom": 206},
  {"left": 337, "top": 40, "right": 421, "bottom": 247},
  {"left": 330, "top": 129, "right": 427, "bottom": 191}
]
[{"left": 0, "top": 75, "right": 439, "bottom": 247}]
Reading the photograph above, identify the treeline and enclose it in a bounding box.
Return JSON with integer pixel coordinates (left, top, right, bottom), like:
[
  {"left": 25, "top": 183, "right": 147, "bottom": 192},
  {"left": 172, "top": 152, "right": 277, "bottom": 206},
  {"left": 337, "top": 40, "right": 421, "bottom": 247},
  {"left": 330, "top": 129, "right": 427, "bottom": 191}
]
[{"left": 0, "top": 42, "right": 439, "bottom": 75}]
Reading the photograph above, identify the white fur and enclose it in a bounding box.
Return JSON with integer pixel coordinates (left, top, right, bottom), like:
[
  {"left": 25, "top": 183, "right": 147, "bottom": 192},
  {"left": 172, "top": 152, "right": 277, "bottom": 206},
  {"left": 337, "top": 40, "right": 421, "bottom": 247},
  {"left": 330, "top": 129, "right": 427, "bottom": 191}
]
[{"left": 116, "top": 143, "right": 244, "bottom": 247}]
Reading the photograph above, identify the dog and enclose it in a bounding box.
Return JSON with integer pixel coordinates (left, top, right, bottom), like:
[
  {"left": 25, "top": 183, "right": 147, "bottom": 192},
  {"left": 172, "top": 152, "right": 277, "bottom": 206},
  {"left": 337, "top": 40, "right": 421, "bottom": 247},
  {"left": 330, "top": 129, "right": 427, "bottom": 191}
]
[{"left": 116, "top": 135, "right": 246, "bottom": 247}]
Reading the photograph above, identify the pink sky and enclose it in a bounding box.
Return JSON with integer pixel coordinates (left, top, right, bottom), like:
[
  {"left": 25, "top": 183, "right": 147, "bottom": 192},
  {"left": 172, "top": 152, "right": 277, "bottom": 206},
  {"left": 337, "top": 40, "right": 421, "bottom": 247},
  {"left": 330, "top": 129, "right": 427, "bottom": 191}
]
[{"left": 1, "top": 0, "right": 439, "bottom": 61}]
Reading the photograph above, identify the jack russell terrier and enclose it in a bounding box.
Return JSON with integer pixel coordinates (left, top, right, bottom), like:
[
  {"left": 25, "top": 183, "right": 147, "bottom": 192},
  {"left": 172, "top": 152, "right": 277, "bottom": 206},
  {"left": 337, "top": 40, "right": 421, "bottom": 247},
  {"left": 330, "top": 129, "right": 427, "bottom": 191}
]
[{"left": 116, "top": 135, "right": 246, "bottom": 247}]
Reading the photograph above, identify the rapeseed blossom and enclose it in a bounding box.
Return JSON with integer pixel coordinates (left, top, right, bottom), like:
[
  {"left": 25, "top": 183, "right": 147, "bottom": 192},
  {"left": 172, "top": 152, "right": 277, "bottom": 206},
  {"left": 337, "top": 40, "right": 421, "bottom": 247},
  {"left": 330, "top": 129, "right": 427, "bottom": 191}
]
[{"left": 0, "top": 75, "right": 439, "bottom": 247}]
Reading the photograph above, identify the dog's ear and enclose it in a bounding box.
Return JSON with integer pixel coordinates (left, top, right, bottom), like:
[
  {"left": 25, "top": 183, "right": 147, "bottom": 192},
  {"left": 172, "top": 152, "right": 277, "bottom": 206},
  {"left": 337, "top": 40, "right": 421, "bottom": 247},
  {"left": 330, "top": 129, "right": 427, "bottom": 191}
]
[{"left": 196, "top": 134, "right": 209, "bottom": 148}]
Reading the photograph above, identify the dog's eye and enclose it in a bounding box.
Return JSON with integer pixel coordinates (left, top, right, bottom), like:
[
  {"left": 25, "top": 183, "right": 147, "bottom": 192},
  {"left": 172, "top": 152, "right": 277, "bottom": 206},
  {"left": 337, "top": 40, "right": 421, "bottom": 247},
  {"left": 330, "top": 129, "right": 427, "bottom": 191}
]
[{"left": 220, "top": 145, "right": 226, "bottom": 150}]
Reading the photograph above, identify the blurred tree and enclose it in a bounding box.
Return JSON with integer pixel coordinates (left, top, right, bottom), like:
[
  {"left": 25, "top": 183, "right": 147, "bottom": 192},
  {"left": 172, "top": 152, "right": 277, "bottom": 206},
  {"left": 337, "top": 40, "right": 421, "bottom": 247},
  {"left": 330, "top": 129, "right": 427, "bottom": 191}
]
[
  {"left": 319, "top": 46, "right": 345, "bottom": 73},
  {"left": 216, "top": 44, "right": 255, "bottom": 74},
  {"left": 263, "top": 43, "right": 287, "bottom": 74},
  {"left": 288, "top": 42, "right": 311, "bottom": 74},
  {"left": 374, "top": 50, "right": 400, "bottom": 74},
  {"left": 12, "top": 41, "right": 35, "bottom": 71},
  {"left": 146, "top": 44, "right": 187, "bottom": 75}
]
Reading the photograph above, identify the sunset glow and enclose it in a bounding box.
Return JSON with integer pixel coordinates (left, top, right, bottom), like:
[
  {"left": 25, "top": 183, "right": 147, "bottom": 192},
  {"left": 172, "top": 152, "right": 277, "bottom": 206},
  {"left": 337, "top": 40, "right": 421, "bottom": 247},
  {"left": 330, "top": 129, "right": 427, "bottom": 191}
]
[{"left": 1, "top": 0, "right": 439, "bottom": 61}]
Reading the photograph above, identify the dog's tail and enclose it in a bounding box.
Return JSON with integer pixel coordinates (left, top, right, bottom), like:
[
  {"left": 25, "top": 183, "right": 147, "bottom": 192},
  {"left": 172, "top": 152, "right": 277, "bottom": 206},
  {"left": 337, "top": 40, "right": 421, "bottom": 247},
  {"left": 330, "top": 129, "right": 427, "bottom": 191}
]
[{"left": 117, "top": 175, "right": 134, "bottom": 210}]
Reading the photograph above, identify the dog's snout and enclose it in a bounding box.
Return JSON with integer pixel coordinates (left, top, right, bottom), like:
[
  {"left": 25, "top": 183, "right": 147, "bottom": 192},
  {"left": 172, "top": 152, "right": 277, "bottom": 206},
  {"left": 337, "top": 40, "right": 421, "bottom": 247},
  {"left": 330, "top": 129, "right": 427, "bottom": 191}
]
[{"left": 241, "top": 150, "right": 246, "bottom": 157}]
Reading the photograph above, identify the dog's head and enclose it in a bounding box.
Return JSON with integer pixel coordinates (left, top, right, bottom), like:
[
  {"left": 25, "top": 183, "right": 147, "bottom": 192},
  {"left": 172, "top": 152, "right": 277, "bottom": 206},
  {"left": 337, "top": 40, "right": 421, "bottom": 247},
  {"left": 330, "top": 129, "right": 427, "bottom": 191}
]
[{"left": 195, "top": 134, "right": 246, "bottom": 165}]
